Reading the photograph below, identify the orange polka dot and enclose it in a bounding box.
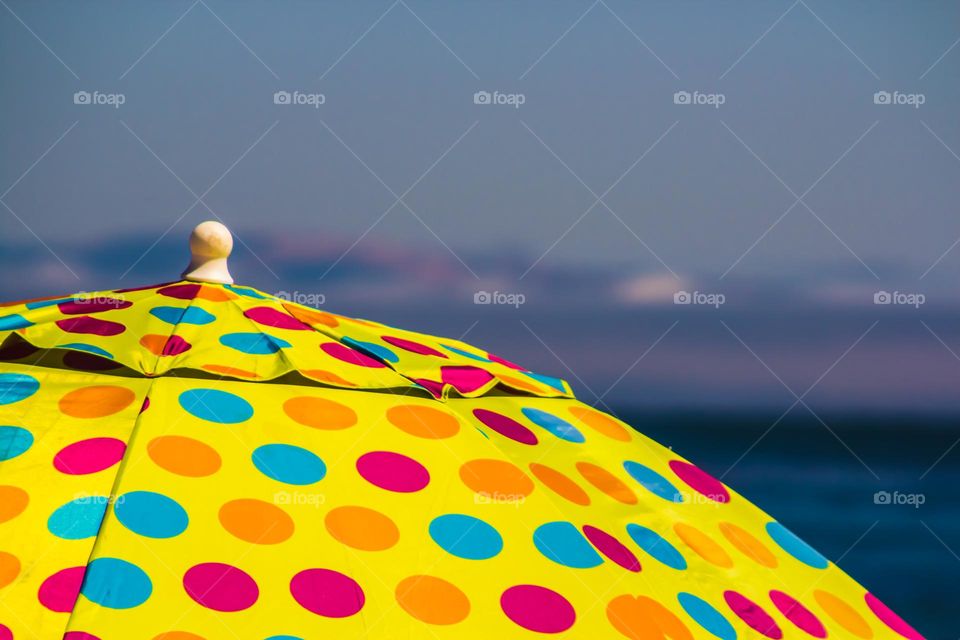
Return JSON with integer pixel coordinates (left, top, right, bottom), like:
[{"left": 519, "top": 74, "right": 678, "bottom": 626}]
[
  {"left": 153, "top": 633, "right": 206, "bottom": 640},
  {"left": 387, "top": 405, "right": 460, "bottom": 439},
  {"left": 201, "top": 364, "right": 260, "bottom": 379},
  {"left": 497, "top": 374, "right": 542, "bottom": 394},
  {"left": 673, "top": 523, "right": 732, "bottom": 568},
  {"left": 718, "top": 522, "right": 777, "bottom": 568},
  {"left": 576, "top": 462, "right": 637, "bottom": 505},
  {"left": 284, "top": 304, "right": 339, "bottom": 328},
  {"left": 195, "top": 286, "right": 236, "bottom": 301},
  {"left": 283, "top": 396, "right": 357, "bottom": 429},
  {"left": 568, "top": 407, "right": 631, "bottom": 441},
  {"left": 607, "top": 594, "right": 694, "bottom": 640},
  {"left": 218, "top": 499, "right": 293, "bottom": 544},
  {"left": 59, "top": 385, "right": 135, "bottom": 418},
  {"left": 813, "top": 590, "right": 873, "bottom": 638},
  {"left": 325, "top": 506, "right": 399, "bottom": 551},
  {"left": 300, "top": 369, "right": 357, "bottom": 387},
  {"left": 0, "top": 486, "right": 28, "bottom": 523},
  {"left": 396, "top": 575, "right": 470, "bottom": 625},
  {"left": 459, "top": 459, "right": 534, "bottom": 502},
  {"left": 529, "top": 463, "right": 590, "bottom": 506},
  {"left": 139, "top": 334, "right": 171, "bottom": 356},
  {"left": 0, "top": 551, "right": 20, "bottom": 588},
  {"left": 148, "top": 436, "right": 221, "bottom": 477}
]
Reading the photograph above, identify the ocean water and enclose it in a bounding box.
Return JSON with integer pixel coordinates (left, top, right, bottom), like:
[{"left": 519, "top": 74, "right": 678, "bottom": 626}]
[{"left": 616, "top": 410, "right": 959, "bottom": 639}]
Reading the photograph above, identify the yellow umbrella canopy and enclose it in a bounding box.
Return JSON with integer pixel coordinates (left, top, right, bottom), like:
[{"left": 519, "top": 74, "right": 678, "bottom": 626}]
[{"left": 0, "top": 224, "right": 922, "bottom": 639}]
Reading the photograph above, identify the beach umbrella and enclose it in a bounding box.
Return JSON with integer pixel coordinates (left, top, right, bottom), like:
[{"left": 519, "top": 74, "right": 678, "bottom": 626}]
[{"left": 0, "top": 222, "right": 922, "bottom": 639}]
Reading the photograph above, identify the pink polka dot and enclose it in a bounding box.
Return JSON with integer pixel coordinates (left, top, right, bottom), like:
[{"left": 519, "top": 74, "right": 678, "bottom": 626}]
[
  {"left": 157, "top": 284, "right": 202, "bottom": 299},
  {"left": 669, "top": 460, "right": 730, "bottom": 503},
  {"left": 770, "top": 591, "right": 826, "bottom": 638},
  {"left": 0, "top": 624, "right": 11, "bottom": 640},
  {"left": 356, "top": 451, "right": 429, "bottom": 492},
  {"left": 441, "top": 366, "right": 494, "bottom": 394},
  {"left": 412, "top": 378, "right": 444, "bottom": 398},
  {"left": 58, "top": 299, "right": 131, "bottom": 314},
  {"left": 56, "top": 316, "right": 125, "bottom": 336},
  {"left": 38, "top": 566, "right": 85, "bottom": 612},
  {"left": 473, "top": 409, "right": 538, "bottom": 445},
  {"left": 63, "top": 633, "right": 101, "bottom": 640},
  {"left": 321, "top": 343, "right": 386, "bottom": 368},
  {"left": 54, "top": 438, "right": 126, "bottom": 475},
  {"left": 500, "top": 585, "right": 575, "bottom": 633},
  {"left": 582, "top": 525, "right": 641, "bottom": 572},
  {"left": 140, "top": 397, "right": 150, "bottom": 413},
  {"left": 724, "top": 591, "right": 782, "bottom": 638},
  {"left": 244, "top": 307, "right": 310, "bottom": 331},
  {"left": 160, "top": 335, "right": 192, "bottom": 356},
  {"left": 381, "top": 336, "right": 446, "bottom": 357},
  {"left": 487, "top": 352, "right": 525, "bottom": 370},
  {"left": 865, "top": 593, "right": 923, "bottom": 640},
  {"left": 183, "top": 563, "right": 258, "bottom": 612},
  {"left": 290, "top": 568, "right": 364, "bottom": 618}
]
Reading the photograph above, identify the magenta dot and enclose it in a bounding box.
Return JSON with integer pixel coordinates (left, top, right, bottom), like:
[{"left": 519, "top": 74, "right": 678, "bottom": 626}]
[
  {"left": 244, "top": 307, "right": 310, "bottom": 331},
  {"left": 669, "top": 460, "right": 730, "bottom": 503},
  {"left": 500, "top": 585, "right": 575, "bottom": 633},
  {"left": 441, "top": 366, "right": 494, "bottom": 394},
  {"left": 865, "top": 593, "right": 923, "bottom": 640},
  {"left": 63, "top": 633, "right": 101, "bottom": 640},
  {"left": 724, "top": 591, "right": 782, "bottom": 639},
  {"left": 473, "top": 409, "right": 538, "bottom": 445},
  {"left": 56, "top": 316, "right": 126, "bottom": 336},
  {"left": 381, "top": 336, "right": 446, "bottom": 357},
  {"left": 183, "top": 563, "right": 258, "bottom": 612},
  {"left": 160, "top": 335, "right": 192, "bottom": 356},
  {"left": 582, "top": 525, "right": 641, "bottom": 572},
  {"left": 321, "top": 342, "right": 386, "bottom": 368},
  {"left": 769, "top": 591, "right": 826, "bottom": 638},
  {"left": 290, "top": 568, "right": 365, "bottom": 618},
  {"left": 140, "top": 397, "right": 150, "bottom": 413},
  {"left": 356, "top": 451, "right": 429, "bottom": 493},
  {"left": 487, "top": 352, "right": 525, "bottom": 370},
  {"left": 37, "top": 566, "right": 85, "bottom": 612},
  {"left": 0, "top": 624, "right": 11, "bottom": 640},
  {"left": 412, "top": 378, "right": 444, "bottom": 398},
  {"left": 58, "top": 299, "right": 131, "bottom": 314},
  {"left": 157, "top": 284, "right": 202, "bottom": 299},
  {"left": 54, "top": 438, "right": 126, "bottom": 475}
]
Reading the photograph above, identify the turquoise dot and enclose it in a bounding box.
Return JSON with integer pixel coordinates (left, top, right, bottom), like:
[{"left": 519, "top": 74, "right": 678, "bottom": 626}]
[
  {"left": 677, "top": 593, "right": 737, "bottom": 640},
  {"left": 521, "top": 408, "right": 585, "bottom": 443},
  {"left": 626, "top": 524, "right": 687, "bottom": 570},
  {"left": 265, "top": 637, "right": 303, "bottom": 640},
  {"left": 429, "top": 514, "right": 503, "bottom": 560},
  {"left": 60, "top": 343, "right": 114, "bottom": 359},
  {"left": 178, "top": 388, "right": 253, "bottom": 424},
  {"left": 0, "top": 314, "right": 32, "bottom": 330},
  {"left": 47, "top": 497, "right": 109, "bottom": 539},
  {"left": 224, "top": 284, "right": 267, "bottom": 299},
  {"left": 25, "top": 297, "right": 71, "bottom": 309},
  {"left": 253, "top": 444, "right": 325, "bottom": 485},
  {"left": 220, "top": 332, "right": 291, "bottom": 354},
  {"left": 114, "top": 491, "right": 188, "bottom": 539},
  {"left": 81, "top": 558, "right": 152, "bottom": 609},
  {"left": 441, "top": 345, "right": 490, "bottom": 362},
  {"left": 0, "top": 425, "right": 33, "bottom": 461},
  {"left": 0, "top": 373, "right": 39, "bottom": 405},
  {"left": 623, "top": 461, "right": 684, "bottom": 502},
  {"left": 342, "top": 337, "right": 398, "bottom": 363},
  {"left": 765, "top": 522, "right": 828, "bottom": 569},
  {"left": 522, "top": 371, "right": 566, "bottom": 392},
  {"left": 149, "top": 306, "right": 216, "bottom": 326},
  {"left": 533, "top": 521, "right": 603, "bottom": 569}
]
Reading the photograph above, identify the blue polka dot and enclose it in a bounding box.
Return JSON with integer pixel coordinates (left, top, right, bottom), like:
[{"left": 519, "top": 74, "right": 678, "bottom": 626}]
[
  {"left": 224, "top": 284, "right": 267, "bottom": 299},
  {"left": 0, "top": 373, "right": 39, "bottom": 405},
  {"left": 342, "top": 337, "right": 399, "bottom": 363},
  {"left": 677, "top": 593, "right": 737, "bottom": 640},
  {"left": 0, "top": 425, "right": 33, "bottom": 461},
  {"left": 265, "top": 637, "right": 303, "bottom": 640},
  {"left": 441, "top": 345, "right": 491, "bottom": 362},
  {"left": 522, "top": 371, "right": 566, "bottom": 392},
  {"left": 114, "top": 491, "right": 188, "bottom": 539},
  {"left": 533, "top": 521, "right": 603, "bottom": 569},
  {"left": 0, "top": 314, "right": 32, "bottom": 330},
  {"left": 220, "top": 332, "right": 291, "bottom": 354},
  {"left": 47, "top": 496, "right": 109, "bottom": 539},
  {"left": 25, "top": 297, "right": 71, "bottom": 309},
  {"left": 178, "top": 388, "right": 253, "bottom": 424},
  {"left": 81, "top": 557, "right": 152, "bottom": 609},
  {"left": 150, "top": 306, "right": 216, "bottom": 326},
  {"left": 429, "top": 514, "right": 503, "bottom": 560},
  {"left": 626, "top": 524, "right": 687, "bottom": 570},
  {"left": 253, "top": 444, "right": 326, "bottom": 485},
  {"left": 623, "top": 461, "right": 684, "bottom": 502},
  {"left": 521, "top": 408, "right": 585, "bottom": 443},
  {"left": 766, "top": 521, "right": 828, "bottom": 569},
  {"left": 60, "top": 343, "right": 114, "bottom": 359}
]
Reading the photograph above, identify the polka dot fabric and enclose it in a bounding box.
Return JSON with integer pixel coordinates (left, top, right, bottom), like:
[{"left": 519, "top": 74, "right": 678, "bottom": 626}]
[{"left": 0, "top": 285, "right": 924, "bottom": 639}]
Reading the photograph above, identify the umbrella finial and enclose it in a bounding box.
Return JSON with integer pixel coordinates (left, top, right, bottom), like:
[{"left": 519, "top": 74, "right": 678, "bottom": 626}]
[{"left": 182, "top": 221, "right": 234, "bottom": 284}]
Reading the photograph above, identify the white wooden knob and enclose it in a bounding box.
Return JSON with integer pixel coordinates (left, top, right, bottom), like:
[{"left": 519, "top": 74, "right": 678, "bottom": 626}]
[{"left": 182, "top": 221, "right": 234, "bottom": 284}]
